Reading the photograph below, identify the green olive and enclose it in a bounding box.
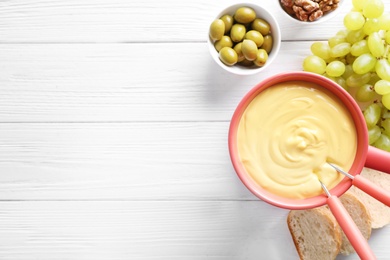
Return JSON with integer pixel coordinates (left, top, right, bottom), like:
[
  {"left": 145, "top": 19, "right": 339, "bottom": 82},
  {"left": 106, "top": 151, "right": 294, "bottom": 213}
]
[
  {"left": 209, "top": 19, "right": 225, "bottom": 42},
  {"left": 245, "top": 30, "right": 264, "bottom": 47},
  {"left": 220, "top": 14, "right": 233, "bottom": 34},
  {"left": 241, "top": 39, "right": 258, "bottom": 61},
  {"left": 230, "top": 24, "right": 246, "bottom": 43},
  {"left": 251, "top": 18, "right": 271, "bottom": 36},
  {"left": 214, "top": 35, "right": 233, "bottom": 52},
  {"left": 210, "top": 7, "right": 273, "bottom": 69},
  {"left": 233, "top": 42, "right": 245, "bottom": 62},
  {"left": 219, "top": 47, "right": 238, "bottom": 66},
  {"left": 254, "top": 49, "right": 268, "bottom": 67},
  {"left": 234, "top": 7, "right": 256, "bottom": 24},
  {"left": 262, "top": 35, "right": 273, "bottom": 53}
]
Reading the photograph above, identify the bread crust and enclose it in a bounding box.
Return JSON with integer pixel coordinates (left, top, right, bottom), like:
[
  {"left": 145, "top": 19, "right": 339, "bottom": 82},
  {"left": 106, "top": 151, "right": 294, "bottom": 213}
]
[{"left": 287, "top": 207, "right": 342, "bottom": 260}]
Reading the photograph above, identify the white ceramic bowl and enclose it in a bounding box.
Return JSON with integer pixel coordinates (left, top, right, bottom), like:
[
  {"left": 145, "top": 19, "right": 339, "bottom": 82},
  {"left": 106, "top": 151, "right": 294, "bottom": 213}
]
[
  {"left": 278, "top": 0, "right": 345, "bottom": 24},
  {"left": 207, "top": 3, "right": 281, "bottom": 75}
]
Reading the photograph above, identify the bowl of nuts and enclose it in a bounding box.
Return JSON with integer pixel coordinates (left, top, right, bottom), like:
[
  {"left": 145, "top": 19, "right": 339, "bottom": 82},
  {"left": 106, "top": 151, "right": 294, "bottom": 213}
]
[
  {"left": 279, "top": 0, "right": 344, "bottom": 23},
  {"left": 208, "top": 3, "right": 281, "bottom": 75}
]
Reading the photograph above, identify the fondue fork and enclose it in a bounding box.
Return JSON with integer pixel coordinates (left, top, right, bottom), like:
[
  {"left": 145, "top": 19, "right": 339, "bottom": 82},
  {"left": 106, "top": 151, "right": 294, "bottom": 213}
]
[
  {"left": 328, "top": 163, "right": 390, "bottom": 207},
  {"left": 319, "top": 181, "right": 376, "bottom": 260}
]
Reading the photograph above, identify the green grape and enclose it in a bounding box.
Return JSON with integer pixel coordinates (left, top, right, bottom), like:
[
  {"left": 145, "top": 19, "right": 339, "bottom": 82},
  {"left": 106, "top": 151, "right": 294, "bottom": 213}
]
[
  {"left": 336, "top": 29, "right": 349, "bottom": 37},
  {"left": 334, "top": 76, "right": 348, "bottom": 90},
  {"left": 363, "top": 18, "right": 381, "bottom": 35},
  {"left": 342, "top": 64, "right": 354, "bottom": 79},
  {"left": 381, "top": 118, "right": 390, "bottom": 136},
  {"left": 356, "top": 84, "right": 376, "bottom": 102},
  {"left": 363, "top": 0, "right": 384, "bottom": 18},
  {"left": 346, "top": 72, "right": 371, "bottom": 87},
  {"left": 346, "top": 29, "right": 366, "bottom": 44},
  {"left": 375, "top": 59, "right": 390, "bottom": 81},
  {"left": 364, "top": 102, "right": 381, "bottom": 127},
  {"left": 374, "top": 79, "right": 390, "bottom": 95},
  {"left": 382, "top": 93, "right": 390, "bottom": 110},
  {"left": 352, "top": 0, "right": 367, "bottom": 10},
  {"left": 330, "top": 42, "right": 351, "bottom": 58},
  {"left": 379, "top": 13, "right": 390, "bottom": 30},
  {"left": 368, "top": 125, "right": 381, "bottom": 144},
  {"left": 368, "top": 73, "right": 381, "bottom": 85},
  {"left": 373, "top": 134, "right": 390, "bottom": 152},
  {"left": 368, "top": 32, "right": 385, "bottom": 58},
  {"left": 303, "top": 55, "right": 326, "bottom": 75},
  {"left": 328, "top": 35, "right": 347, "bottom": 48},
  {"left": 352, "top": 53, "right": 377, "bottom": 74},
  {"left": 385, "top": 30, "right": 390, "bottom": 44},
  {"left": 344, "top": 11, "right": 366, "bottom": 30},
  {"left": 325, "top": 57, "right": 338, "bottom": 64},
  {"left": 382, "top": 107, "right": 390, "bottom": 119},
  {"left": 324, "top": 74, "right": 336, "bottom": 80},
  {"left": 326, "top": 61, "right": 345, "bottom": 77},
  {"left": 311, "top": 42, "right": 331, "bottom": 60},
  {"left": 351, "top": 40, "right": 369, "bottom": 56}
]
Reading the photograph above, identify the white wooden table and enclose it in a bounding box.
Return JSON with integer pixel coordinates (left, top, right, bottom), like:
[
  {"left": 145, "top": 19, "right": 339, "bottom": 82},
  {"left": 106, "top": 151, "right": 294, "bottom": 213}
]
[{"left": 1, "top": 0, "right": 390, "bottom": 259}]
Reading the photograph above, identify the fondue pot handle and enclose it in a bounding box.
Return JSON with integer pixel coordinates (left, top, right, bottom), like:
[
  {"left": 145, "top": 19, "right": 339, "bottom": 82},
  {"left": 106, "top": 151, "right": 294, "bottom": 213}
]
[
  {"left": 327, "top": 196, "right": 376, "bottom": 260},
  {"left": 365, "top": 146, "right": 390, "bottom": 174}
]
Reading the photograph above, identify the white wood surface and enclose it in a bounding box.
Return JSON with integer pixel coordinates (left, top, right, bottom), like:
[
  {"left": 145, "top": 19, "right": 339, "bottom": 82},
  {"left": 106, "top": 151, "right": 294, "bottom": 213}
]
[{"left": 1, "top": 0, "right": 390, "bottom": 259}]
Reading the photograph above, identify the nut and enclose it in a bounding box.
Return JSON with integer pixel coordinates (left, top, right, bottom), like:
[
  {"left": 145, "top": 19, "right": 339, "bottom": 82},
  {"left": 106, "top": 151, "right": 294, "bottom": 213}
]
[
  {"left": 280, "top": 0, "right": 339, "bottom": 22},
  {"left": 314, "top": 0, "right": 340, "bottom": 13},
  {"left": 308, "top": 10, "right": 324, "bottom": 21},
  {"left": 280, "top": 0, "right": 296, "bottom": 16},
  {"left": 292, "top": 0, "right": 322, "bottom": 22},
  {"left": 295, "top": 0, "right": 319, "bottom": 13}
]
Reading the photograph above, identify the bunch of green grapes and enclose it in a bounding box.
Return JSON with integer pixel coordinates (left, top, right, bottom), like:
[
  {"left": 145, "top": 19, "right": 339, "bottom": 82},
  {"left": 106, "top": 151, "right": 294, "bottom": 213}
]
[{"left": 303, "top": 0, "right": 390, "bottom": 152}]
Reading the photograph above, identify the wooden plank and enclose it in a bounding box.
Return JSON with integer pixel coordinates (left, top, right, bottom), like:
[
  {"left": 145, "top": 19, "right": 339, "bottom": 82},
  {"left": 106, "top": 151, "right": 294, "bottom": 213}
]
[
  {"left": 0, "top": 201, "right": 296, "bottom": 259},
  {"left": 0, "top": 122, "right": 256, "bottom": 200},
  {"left": 0, "top": 0, "right": 357, "bottom": 43},
  {"left": 0, "top": 201, "right": 389, "bottom": 259},
  {"left": 0, "top": 41, "right": 312, "bottom": 122},
  {"left": 0, "top": 122, "right": 386, "bottom": 201}
]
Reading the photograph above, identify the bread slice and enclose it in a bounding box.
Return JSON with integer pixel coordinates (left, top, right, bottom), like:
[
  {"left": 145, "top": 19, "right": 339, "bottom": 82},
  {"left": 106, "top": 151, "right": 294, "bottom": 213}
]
[
  {"left": 339, "top": 192, "right": 372, "bottom": 255},
  {"left": 348, "top": 167, "right": 390, "bottom": 228},
  {"left": 287, "top": 167, "right": 389, "bottom": 258},
  {"left": 287, "top": 207, "right": 342, "bottom": 260}
]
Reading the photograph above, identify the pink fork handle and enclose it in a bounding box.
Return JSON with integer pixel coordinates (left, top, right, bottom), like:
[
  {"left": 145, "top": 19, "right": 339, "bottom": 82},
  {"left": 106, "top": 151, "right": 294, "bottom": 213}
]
[
  {"left": 327, "top": 196, "right": 376, "bottom": 260},
  {"left": 365, "top": 146, "right": 390, "bottom": 174},
  {"left": 353, "top": 175, "right": 390, "bottom": 207}
]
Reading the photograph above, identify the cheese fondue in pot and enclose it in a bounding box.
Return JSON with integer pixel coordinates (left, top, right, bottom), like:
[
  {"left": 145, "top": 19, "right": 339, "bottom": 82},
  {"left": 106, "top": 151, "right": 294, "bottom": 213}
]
[{"left": 237, "top": 81, "right": 357, "bottom": 199}]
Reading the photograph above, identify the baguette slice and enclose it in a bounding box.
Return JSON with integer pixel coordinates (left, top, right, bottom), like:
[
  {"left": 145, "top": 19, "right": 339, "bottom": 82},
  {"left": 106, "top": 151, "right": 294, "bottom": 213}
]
[
  {"left": 348, "top": 167, "right": 390, "bottom": 228},
  {"left": 287, "top": 207, "right": 342, "bottom": 260},
  {"left": 339, "top": 192, "right": 372, "bottom": 255}
]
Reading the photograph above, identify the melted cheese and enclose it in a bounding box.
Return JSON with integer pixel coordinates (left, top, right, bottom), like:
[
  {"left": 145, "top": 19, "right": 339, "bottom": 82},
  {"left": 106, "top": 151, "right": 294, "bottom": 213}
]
[{"left": 237, "top": 81, "right": 357, "bottom": 199}]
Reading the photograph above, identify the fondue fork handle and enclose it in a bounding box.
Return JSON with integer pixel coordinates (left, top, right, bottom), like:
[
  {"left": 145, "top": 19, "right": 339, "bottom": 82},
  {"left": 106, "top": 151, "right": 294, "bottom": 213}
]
[
  {"left": 365, "top": 146, "right": 390, "bottom": 174},
  {"left": 326, "top": 195, "right": 376, "bottom": 260},
  {"left": 320, "top": 181, "right": 376, "bottom": 260},
  {"left": 328, "top": 163, "right": 390, "bottom": 207},
  {"left": 353, "top": 175, "right": 390, "bottom": 207}
]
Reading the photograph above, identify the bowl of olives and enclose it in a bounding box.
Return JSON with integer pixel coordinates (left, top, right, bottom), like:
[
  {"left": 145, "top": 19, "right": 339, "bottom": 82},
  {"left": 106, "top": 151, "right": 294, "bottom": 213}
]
[{"left": 208, "top": 3, "right": 281, "bottom": 75}]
